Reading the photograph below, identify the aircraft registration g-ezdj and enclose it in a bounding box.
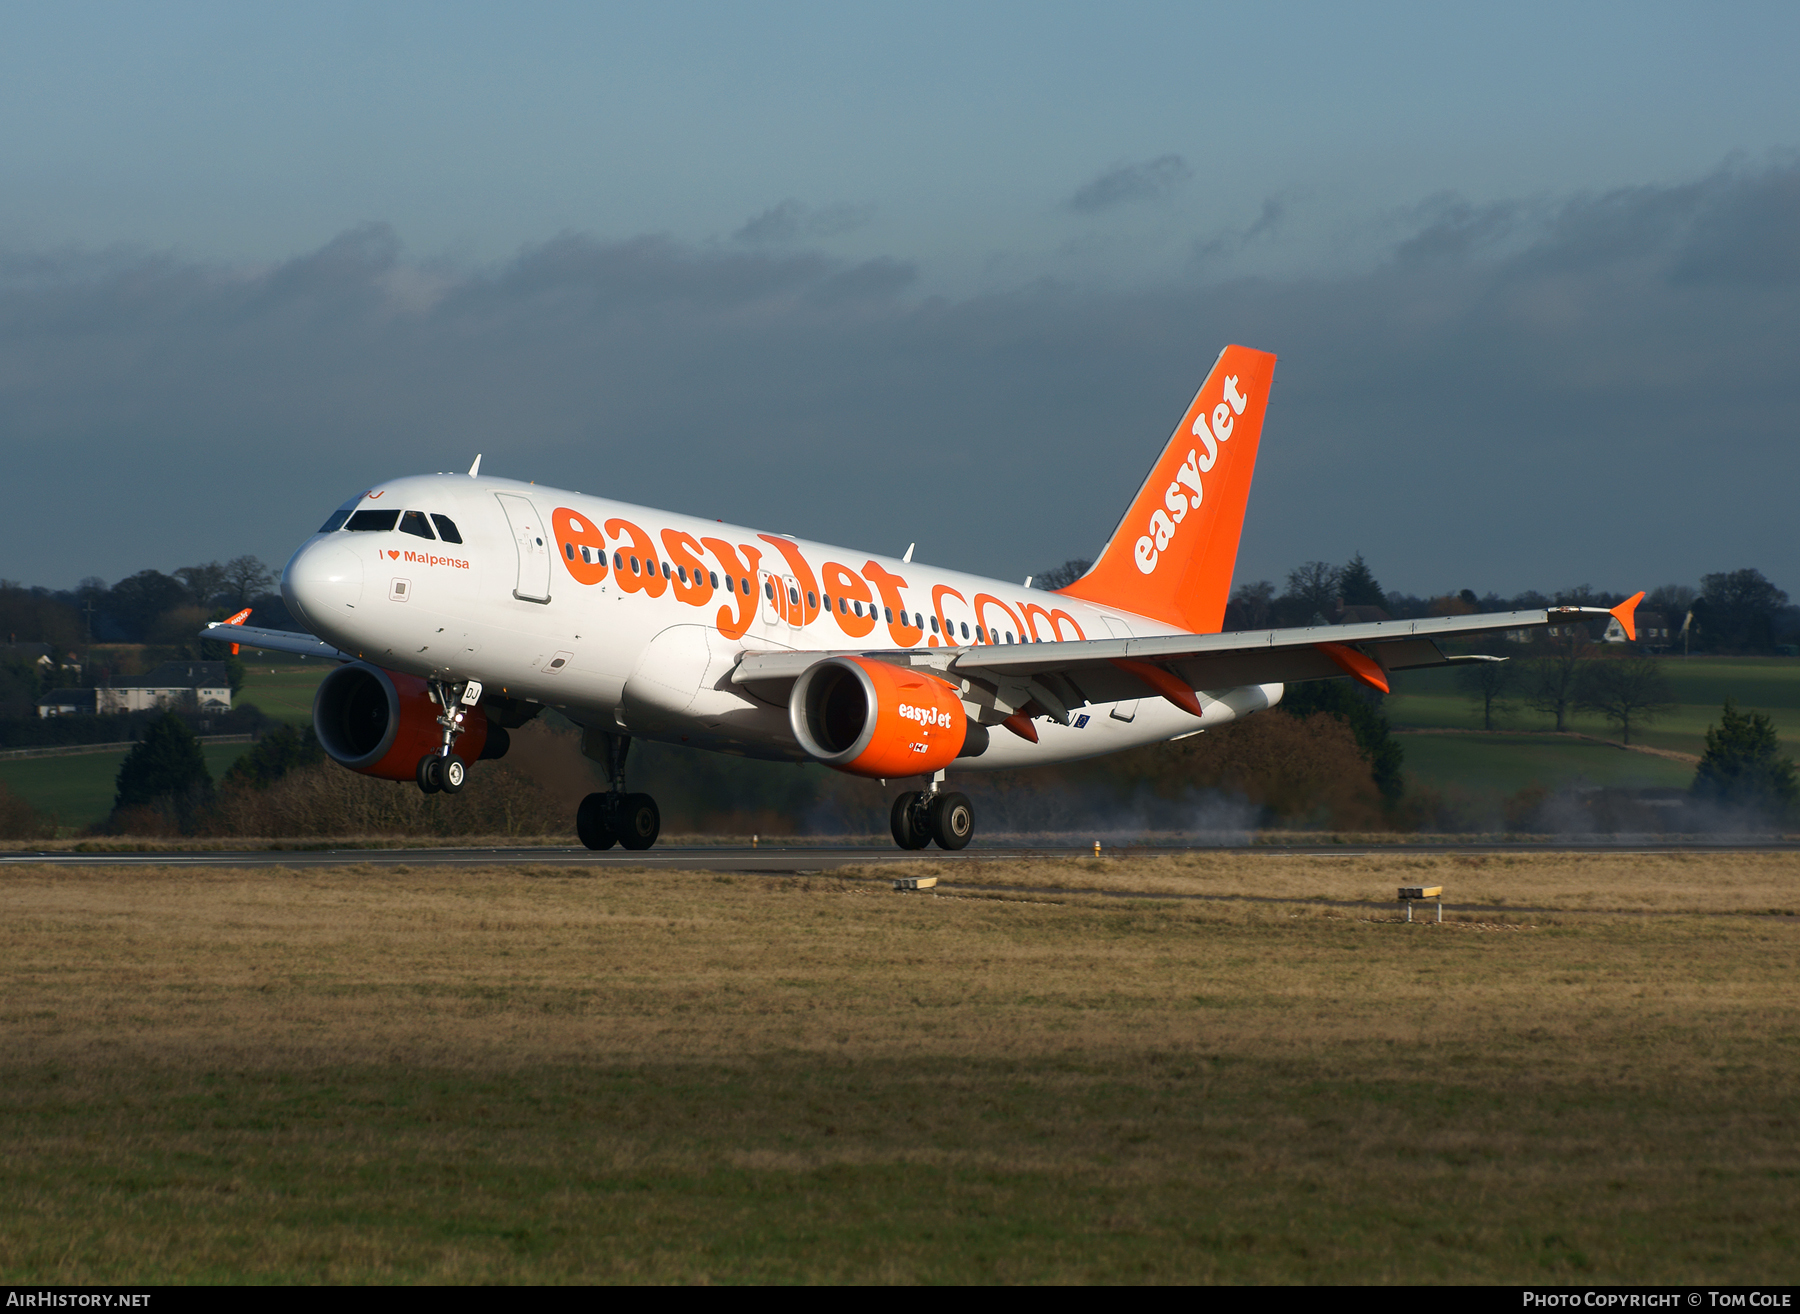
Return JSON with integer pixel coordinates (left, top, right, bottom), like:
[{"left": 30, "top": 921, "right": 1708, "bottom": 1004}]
[{"left": 210, "top": 345, "right": 1642, "bottom": 851}]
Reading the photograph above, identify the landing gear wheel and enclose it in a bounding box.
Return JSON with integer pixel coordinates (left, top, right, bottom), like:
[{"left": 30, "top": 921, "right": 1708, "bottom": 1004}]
[
  {"left": 416, "top": 754, "right": 444, "bottom": 794},
  {"left": 440, "top": 754, "right": 467, "bottom": 793},
  {"left": 928, "top": 791, "right": 974, "bottom": 850},
  {"left": 614, "top": 793, "right": 660, "bottom": 850},
  {"left": 576, "top": 792, "right": 618, "bottom": 850},
  {"left": 890, "top": 791, "right": 931, "bottom": 850}
]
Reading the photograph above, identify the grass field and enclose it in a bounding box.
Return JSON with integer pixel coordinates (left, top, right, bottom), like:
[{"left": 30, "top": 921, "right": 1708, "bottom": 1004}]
[
  {"left": 236, "top": 654, "right": 330, "bottom": 726},
  {"left": 1, "top": 852, "right": 1796, "bottom": 1283},
  {"left": 1395, "top": 733, "right": 1695, "bottom": 796},
  {"left": 0, "top": 742, "right": 256, "bottom": 830},
  {"left": 1388, "top": 655, "right": 1800, "bottom": 757}
]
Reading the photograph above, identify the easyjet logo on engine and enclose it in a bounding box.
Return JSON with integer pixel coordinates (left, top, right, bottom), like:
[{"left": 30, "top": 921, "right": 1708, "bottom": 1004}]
[
  {"left": 899, "top": 703, "right": 951, "bottom": 728},
  {"left": 1134, "top": 374, "right": 1251, "bottom": 575}
]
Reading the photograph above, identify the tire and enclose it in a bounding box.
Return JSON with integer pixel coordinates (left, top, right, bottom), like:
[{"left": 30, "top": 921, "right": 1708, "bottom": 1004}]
[
  {"left": 616, "top": 793, "right": 661, "bottom": 851},
  {"left": 416, "top": 754, "right": 443, "bottom": 794},
  {"left": 890, "top": 791, "right": 930, "bottom": 850},
  {"left": 576, "top": 792, "right": 617, "bottom": 850},
  {"left": 928, "top": 791, "right": 974, "bottom": 851},
  {"left": 440, "top": 754, "right": 468, "bottom": 793}
]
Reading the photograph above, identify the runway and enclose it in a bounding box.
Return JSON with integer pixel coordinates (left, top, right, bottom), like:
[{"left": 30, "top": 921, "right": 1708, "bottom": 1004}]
[{"left": 4, "top": 839, "right": 1798, "bottom": 871}]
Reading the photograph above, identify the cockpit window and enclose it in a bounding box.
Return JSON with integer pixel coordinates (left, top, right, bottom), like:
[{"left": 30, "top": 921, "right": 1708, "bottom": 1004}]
[
  {"left": 346, "top": 509, "right": 401, "bottom": 532},
  {"left": 399, "top": 510, "right": 436, "bottom": 540},
  {"left": 431, "top": 514, "right": 463, "bottom": 544},
  {"left": 319, "top": 509, "right": 353, "bottom": 534}
]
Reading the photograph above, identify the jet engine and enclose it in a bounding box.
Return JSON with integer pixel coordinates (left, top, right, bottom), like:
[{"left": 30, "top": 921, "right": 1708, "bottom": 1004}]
[
  {"left": 313, "top": 661, "right": 496, "bottom": 781},
  {"left": 789, "top": 656, "right": 980, "bottom": 779}
]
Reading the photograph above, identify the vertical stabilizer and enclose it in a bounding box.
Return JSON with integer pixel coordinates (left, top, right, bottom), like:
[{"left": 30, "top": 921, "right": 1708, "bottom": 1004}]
[{"left": 1056, "top": 344, "right": 1276, "bottom": 634}]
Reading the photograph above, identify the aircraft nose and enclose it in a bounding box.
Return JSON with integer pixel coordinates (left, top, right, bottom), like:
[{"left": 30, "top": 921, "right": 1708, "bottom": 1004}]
[{"left": 282, "top": 539, "right": 364, "bottom": 630}]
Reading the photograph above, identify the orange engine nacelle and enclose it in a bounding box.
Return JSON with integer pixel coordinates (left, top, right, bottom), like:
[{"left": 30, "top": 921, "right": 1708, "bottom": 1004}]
[
  {"left": 313, "top": 661, "right": 491, "bottom": 781},
  {"left": 789, "top": 656, "right": 976, "bottom": 779}
]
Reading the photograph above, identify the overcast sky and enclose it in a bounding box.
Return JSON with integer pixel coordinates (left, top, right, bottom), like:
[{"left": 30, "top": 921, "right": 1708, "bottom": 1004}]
[{"left": 3, "top": 2, "right": 1798, "bottom": 600}]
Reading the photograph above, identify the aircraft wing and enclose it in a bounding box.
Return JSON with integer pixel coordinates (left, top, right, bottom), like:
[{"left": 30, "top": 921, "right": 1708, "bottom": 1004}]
[
  {"left": 200, "top": 622, "right": 354, "bottom": 662},
  {"left": 731, "top": 599, "right": 1640, "bottom": 723}
]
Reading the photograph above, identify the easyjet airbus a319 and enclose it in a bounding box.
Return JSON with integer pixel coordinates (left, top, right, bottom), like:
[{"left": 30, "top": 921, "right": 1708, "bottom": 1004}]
[{"left": 212, "top": 345, "right": 1642, "bottom": 850}]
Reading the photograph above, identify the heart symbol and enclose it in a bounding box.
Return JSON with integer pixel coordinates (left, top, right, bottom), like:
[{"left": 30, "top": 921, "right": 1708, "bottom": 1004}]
[{"left": 388, "top": 550, "right": 399, "bottom": 559}]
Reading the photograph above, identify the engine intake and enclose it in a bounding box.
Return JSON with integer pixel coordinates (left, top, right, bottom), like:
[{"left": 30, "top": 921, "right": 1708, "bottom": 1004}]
[
  {"left": 313, "top": 661, "right": 491, "bottom": 781},
  {"left": 789, "top": 656, "right": 973, "bottom": 779}
]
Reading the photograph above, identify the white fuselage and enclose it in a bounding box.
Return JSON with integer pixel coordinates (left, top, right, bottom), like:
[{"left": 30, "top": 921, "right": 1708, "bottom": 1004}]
[{"left": 282, "top": 473, "right": 1272, "bottom": 769}]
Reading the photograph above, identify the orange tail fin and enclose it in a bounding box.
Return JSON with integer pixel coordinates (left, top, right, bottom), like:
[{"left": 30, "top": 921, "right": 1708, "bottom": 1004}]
[{"left": 1055, "top": 344, "right": 1276, "bottom": 634}]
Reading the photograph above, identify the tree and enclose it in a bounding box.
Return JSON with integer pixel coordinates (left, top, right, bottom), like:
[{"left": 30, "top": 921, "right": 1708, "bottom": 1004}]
[
  {"left": 1577, "top": 656, "right": 1676, "bottom": 745},
  {"left": 1281, "top": 680, "right": 1405, "bottom": 802},
  {"left": 1282, "top": 561, "right": 1340, "bottom": 624},
  {"left": 113, "top": 711, "right": 212, "bottom": 828},
  {"left": 1227, "top": 580, "right": 1275, "bottom": 630},
  {"left": 224, "top": 556, "right": 275, "bottom": 607},
  {"left": 1691, "top": 699, "right": 1797, "bottom": 820},
  {"left": 1693, "top": 569, "right": 1789, "bottom": 654},
  {"left": 175, "top": 561, "right": 230, "bottom": 608},
  {"left": 1524, "top": 626, "right": 1593, "bottom": 731},
  {"left": 1456, "top": 657, "right": 1515, "bottom": 730},
  {"left": 104, "top": 570, "right": 190, "bottom": 642},
  {"left": 1035, "top": 559, "right": 1091, "bottom": 591},
  {"left": 1337, "top": 553, "right": 1385, "bottom": 608},
  {"left": 222, "top": 724, "right": 324, "bottom": 790}
]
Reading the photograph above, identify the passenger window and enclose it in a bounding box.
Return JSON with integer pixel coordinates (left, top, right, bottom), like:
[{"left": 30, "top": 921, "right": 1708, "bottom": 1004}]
[
  {"left": 961, "top": 622, "right": 970, "bottom": 640},
  {"left": 319, "top": 509, "right": 353, "bottom": 533},
  {"left": 346, "top": 509, "right": 400, "bottom": 532},
  {"left": 1006, "top": 631, "right": 1015, "bottom": 644},
  {"left": 930, "top": 616, "right": 939, "bottom": 634},
  {"left": 660, "top": 561, "right": 670, "bottom": 578},
  {"left": 614, "top": 552, "right": 624, "bottom": 569},
  {"left": 764, "top": 580, "right": 774, "bottom": 599},
  {"left": 630, "top": 556, "right": 640, "bottom": 573},
  {"left": 678, "top": 566, "right": 688, "bottom": 583},
  {"left": 808, "top": 591, "right": 817, "bottom": 608},
  {"left": 431, "top": 514, "right": 463, "bottom": 544},
  {"left": 788, "top": 586, "right": 799, "bottom": 605},
  {"left": 853, "top": 600, "right": 863, "bottom": 617},
  {"left": 915, "top": 613, "right": 924, "bottom": 630},
  {"left": 709, "top": 571, "right": 719, "bottom": 589},
  {"left": 742, "top": 577, "right": 751, "bottom": 595}
]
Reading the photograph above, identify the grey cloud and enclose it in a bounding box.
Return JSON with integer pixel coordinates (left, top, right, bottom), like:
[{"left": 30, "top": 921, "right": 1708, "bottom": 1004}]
[
  {"left": 733, "top": 199, "right": 876, "bottom": 245},
  {"left": 2, "top": 159, "right": 1797, "bottom": 603},
  {"left": 1067, "top": 154, "right": 1191, "bottom": 214},
  {"left": 1193, "top": 197, "right": 1287, "bottom": 266}
]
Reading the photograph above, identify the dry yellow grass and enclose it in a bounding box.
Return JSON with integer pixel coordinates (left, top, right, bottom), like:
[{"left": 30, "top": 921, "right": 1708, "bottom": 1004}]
[{"left": 1, "top": 853, "right": 1797, "bottom": 1282}]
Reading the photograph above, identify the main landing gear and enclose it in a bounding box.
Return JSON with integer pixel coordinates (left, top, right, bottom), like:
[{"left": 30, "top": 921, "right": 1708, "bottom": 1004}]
[
  {"left": 576, "top": 729, "right": 661, "bottom": 852},
  {"left": 416, "top": 678, "right": 481, "bottom": 795},
  {"left": 890, "top": 778, "right": 974, "bottom": 851}
]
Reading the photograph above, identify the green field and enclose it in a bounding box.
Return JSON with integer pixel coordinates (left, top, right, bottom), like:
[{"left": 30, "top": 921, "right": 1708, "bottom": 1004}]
[
  {"left": 0, "top": 743, "right": 254, "bottom": 831},
  {"left": 236, "top": 652, "right": 330, "bottom": 725},
  {"left": 2, "top": 853, "right": 1795, "bottom": 1283},
  {"left": 1397, "top": 732, "right": 1694, "bottom": 797}
]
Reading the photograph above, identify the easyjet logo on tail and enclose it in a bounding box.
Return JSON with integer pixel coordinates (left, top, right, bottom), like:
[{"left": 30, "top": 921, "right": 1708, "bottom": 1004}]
[{"left": 1135, "top": 375, "right": 1251, "bottom": 575}]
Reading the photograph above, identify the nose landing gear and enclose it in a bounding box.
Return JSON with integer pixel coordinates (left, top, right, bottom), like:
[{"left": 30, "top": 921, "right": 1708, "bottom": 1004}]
[
  {"left": 576, "top": 729, "right": 661, "bottom": 851},
  {"left": 415, "top": 678, "right": 480, "bottom": 795}
]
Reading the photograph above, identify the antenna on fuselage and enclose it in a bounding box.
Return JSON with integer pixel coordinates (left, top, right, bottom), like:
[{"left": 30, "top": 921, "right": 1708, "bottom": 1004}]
[
  {"left": 468, "top": 454, "right": 482, "bottom": 477},
  {"left": 903, "top": 543, "right": 915, "bottom": 563}
]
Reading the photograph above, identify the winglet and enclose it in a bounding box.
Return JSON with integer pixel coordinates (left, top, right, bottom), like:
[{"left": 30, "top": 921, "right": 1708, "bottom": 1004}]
[
  {"left": 218, "top": 607, "right": 252, "bottom": 655},
  {"left": 1610, "top": 591, "right": 1644, "bottom": 643},
  {"left": 1316, "top": 641, "right": 1390, "bottom": 694}
]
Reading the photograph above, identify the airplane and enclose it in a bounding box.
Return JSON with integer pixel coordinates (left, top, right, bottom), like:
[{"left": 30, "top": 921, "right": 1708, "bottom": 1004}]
[{"left": 208, "top": 344, "right": 1642, "bottom": 851}]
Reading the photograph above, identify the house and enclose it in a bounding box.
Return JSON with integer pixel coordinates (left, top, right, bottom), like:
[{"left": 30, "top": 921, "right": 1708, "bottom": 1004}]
[
  {"left": 1603, "top": 611, "right": 1672, "bottom": 648},
  {"left": 96, "top": 662, "right": 233, "bottom": 714},
  {"left": 36, "top": 688, "right": 98, "bottom": 717}
]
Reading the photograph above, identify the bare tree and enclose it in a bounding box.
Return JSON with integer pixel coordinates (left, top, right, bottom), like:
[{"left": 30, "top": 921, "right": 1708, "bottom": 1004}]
[
  {"left": 1230, "top": 580, "right": 1276, "bottom": 630},
  {"left": 175, "top": 561, "right": 229, "bottom": 607},
  {"left": 1034, "top": 559, "right": 1091, "bottom": 591},
  {"left": 1283, "top": 561, "right": 1340, "bottom": 623},
  {"left": 1578, "top": 656, "right": 1676, "bottom": 745},
  {"left": 1525, "top": 626, "right": 1593, "bottom": 731},
  {"left": 223, "top": 556, "right": 274, "bottom": 607},
  {"left": 1456, "top": 658, "right": 1515, "bottom": 730}
]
